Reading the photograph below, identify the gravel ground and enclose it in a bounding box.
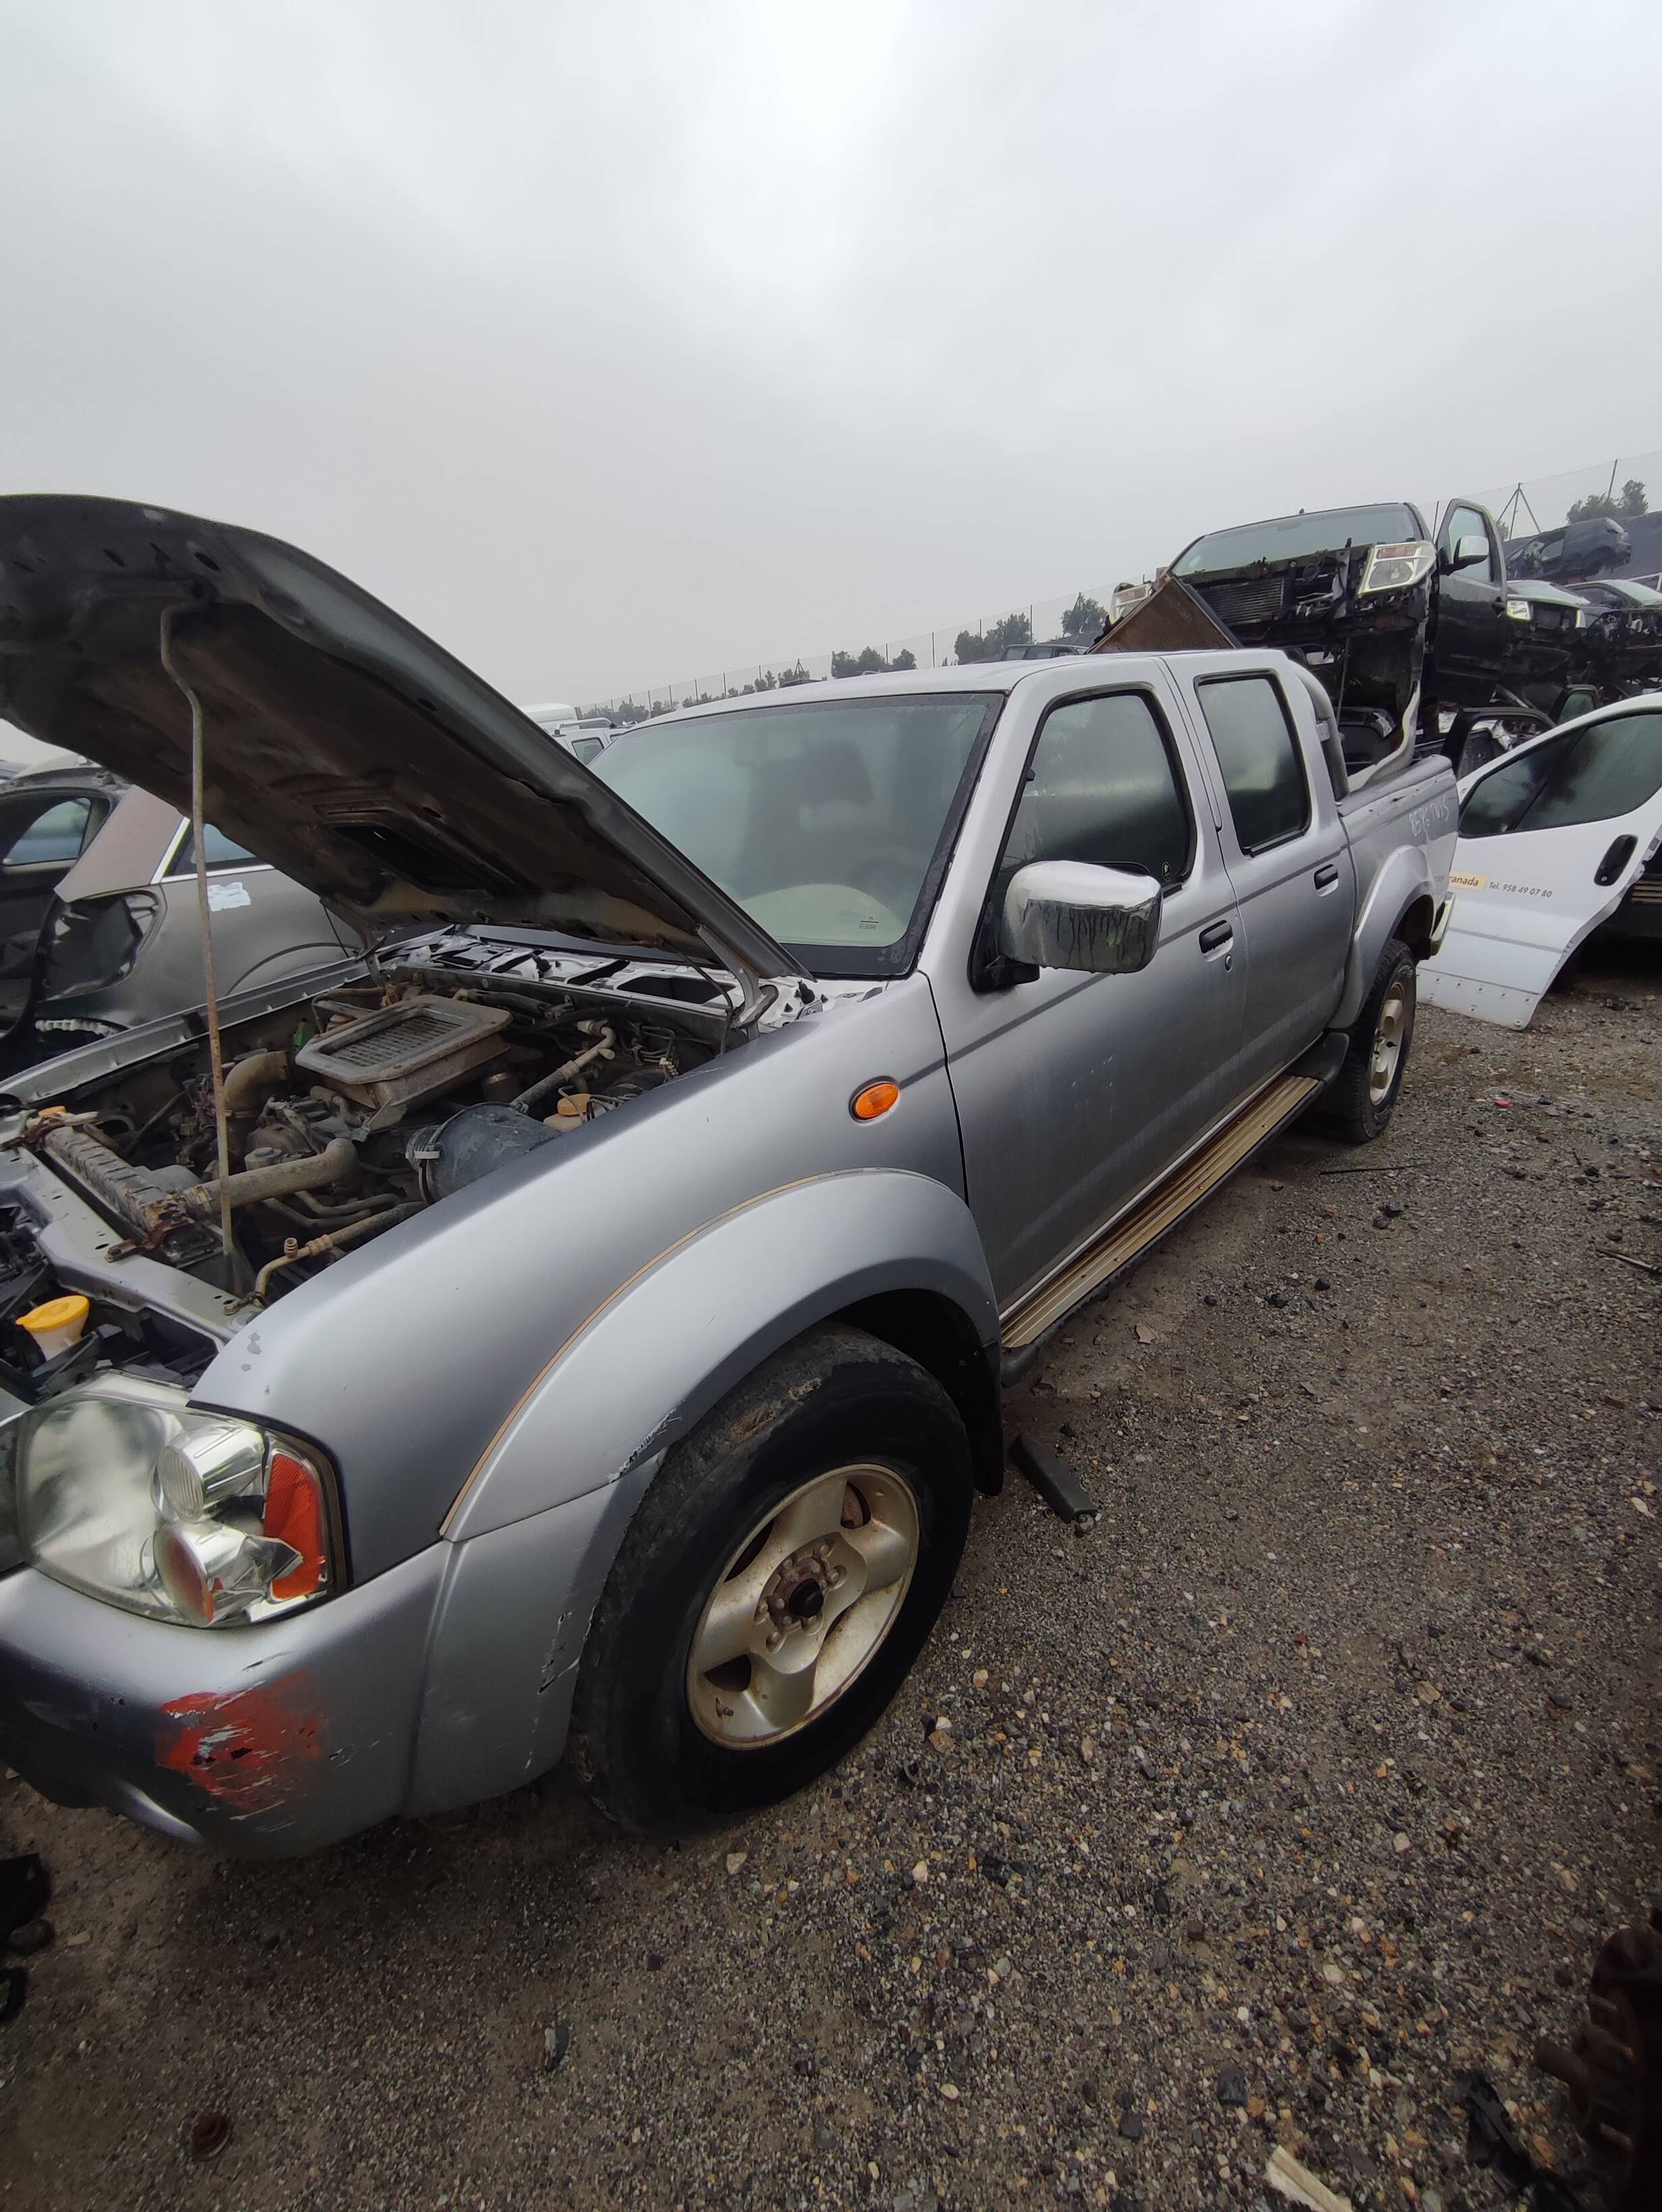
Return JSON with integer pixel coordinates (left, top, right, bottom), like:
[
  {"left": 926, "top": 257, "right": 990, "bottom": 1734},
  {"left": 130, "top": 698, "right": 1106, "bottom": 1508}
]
[{"left": 3, "top": 945, "right": 1659, "bottom": 2212}]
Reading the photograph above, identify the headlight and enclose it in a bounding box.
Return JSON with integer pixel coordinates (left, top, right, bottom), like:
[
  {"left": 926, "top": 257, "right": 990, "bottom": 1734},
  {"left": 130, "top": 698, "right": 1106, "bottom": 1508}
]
[
  {"left": 1358, "top": 541, "right": 1435, "bottom": 595},
  {"left": 16, "top": 1374, "right": 336, "bottom": 1628},
  {"left": 1506, "top": 597, "right": 1534, "bottom": 622}
]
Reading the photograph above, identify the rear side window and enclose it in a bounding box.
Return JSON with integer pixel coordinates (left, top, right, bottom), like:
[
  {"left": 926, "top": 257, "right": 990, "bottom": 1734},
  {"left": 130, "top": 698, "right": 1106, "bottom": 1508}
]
[
  {"left": 1195, "top": 676, "right": 1311, "bottom": 853},
  {"left": 1, "top": 796, "right": 93, "bottom": 867},
  {"left": 1461, "top": 713, "right": 1662, "bottom": 838},
  {"left": 999, "top": 691, "right": 1195, "bottom": 890},
  {"left": 167, "top": 825, "right": 258, "bottom": 875}
]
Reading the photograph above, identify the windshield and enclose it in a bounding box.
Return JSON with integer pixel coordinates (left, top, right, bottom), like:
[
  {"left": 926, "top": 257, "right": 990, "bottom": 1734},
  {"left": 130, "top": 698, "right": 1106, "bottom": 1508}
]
[
  {"left": 592, "top": 692, "right": 1001, "bottom": 977},
  {"left": 1460, "top": 711, "right": 1662, "bottom": 838},
  {"left": 1174, "top": 505, "right": 1423, "bottom": 576}
]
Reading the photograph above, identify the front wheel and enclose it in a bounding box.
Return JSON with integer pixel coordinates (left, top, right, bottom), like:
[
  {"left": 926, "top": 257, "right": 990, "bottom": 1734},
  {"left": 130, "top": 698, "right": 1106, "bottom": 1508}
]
[
  {"left": 1320, "top": 937, "right": 1417, "bottom": 1144},
  {"left": 570, "top": 1325, "right": 973, "bottom": 1835}
]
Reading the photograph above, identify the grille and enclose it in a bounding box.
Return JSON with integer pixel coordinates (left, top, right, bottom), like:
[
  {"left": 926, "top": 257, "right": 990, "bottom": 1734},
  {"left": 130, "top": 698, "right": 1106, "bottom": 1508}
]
[{"left": 1200, "top": 576, "right": 1286, "bottom": 628}]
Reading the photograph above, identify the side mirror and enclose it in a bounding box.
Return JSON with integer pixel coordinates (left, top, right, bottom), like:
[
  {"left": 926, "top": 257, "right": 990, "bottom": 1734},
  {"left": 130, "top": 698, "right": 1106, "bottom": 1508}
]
[
  {"left": 1449, "top": 533, "right": 1489, "bottom": 573},
  {"left": 998, "top": 860, "right": 1163, "bottom": 977}
]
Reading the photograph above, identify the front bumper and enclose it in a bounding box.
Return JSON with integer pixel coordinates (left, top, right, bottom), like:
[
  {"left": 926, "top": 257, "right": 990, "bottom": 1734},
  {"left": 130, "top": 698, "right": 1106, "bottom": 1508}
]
[
  {"left": 0, "top": 1544, "right": 448, "bottom": 1856},
  {"left": 0, "top": 1473, "right": 648, "bottom": 1855}
]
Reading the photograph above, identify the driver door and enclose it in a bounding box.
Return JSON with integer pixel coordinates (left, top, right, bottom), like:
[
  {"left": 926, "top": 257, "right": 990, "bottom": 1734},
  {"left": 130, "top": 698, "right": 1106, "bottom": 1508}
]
[
  {"left": 1425, "top": 707, "right": 1662, "bottom": 1026},
  {"left": 935, "top": 678, "right": 1244, "bottom": 1307},
  {"left": 1433, "top": 500, "right": 1514, "bottom": 697}
]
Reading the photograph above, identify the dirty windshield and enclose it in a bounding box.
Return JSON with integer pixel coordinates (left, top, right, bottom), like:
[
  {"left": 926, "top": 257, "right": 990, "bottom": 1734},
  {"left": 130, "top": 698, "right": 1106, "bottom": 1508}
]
[
  {"left": 592, "top": 693, "right": 999, "bottom": 976},
  {"left": 1173, "top": 504, "right": 1423, "bottom": 575}
]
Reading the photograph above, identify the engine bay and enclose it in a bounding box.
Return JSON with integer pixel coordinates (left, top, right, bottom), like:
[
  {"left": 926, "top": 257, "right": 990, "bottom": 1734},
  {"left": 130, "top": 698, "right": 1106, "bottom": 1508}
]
[{"left": 12, "top": 962, "right": 721, "bottom": 1337}]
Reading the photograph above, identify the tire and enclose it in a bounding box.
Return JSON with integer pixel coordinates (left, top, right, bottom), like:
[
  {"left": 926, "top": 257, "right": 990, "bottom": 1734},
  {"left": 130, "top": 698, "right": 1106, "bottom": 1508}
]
[
  {"left": 1321, "top": 937, "right": 1416, "bottom": 1144},
  {"left": 569, "top": 1323, "right": 973, "bottom": 1836}
]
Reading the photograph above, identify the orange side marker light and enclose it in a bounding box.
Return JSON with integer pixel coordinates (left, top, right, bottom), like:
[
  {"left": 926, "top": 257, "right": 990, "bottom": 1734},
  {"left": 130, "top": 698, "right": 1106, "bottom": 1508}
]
[{"left": 851, "top": 1079, "right": 900, "bottom": 1121}]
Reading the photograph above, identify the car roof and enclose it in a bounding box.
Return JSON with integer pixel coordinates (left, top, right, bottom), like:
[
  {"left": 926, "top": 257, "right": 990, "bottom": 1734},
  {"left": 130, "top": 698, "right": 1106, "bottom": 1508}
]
[
  {"left": 606, "top": 660, "right": 1101, "bottom": 732},
  {"left": 0, "top": 761, "right": 127, "bottom": 796}
]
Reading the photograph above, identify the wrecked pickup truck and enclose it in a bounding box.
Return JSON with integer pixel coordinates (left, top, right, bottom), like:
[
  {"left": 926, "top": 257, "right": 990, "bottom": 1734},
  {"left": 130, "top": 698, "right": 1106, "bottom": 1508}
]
[
  {"left": 1106, "top": 497, "right": 1587, "bottom": 773},
  {"left": 0, "top": 496, "right": 1454, "bottom": 1854}
]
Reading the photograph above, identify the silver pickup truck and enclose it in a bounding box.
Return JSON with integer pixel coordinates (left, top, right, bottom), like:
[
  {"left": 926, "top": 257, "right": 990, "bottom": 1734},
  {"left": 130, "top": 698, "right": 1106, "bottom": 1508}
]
[{"left": 0, "top": 497, "right": 1456, "bottom": 1854}]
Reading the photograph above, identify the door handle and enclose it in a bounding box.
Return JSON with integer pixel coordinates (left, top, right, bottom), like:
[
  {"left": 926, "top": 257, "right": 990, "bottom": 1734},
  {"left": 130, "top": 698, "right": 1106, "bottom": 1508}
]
[
  {"left": 1199, "top": 921, "right": 1234, "bottom": 953},
  {"left": 1314, "top": 863, "right": 1340, "bottom": 889},
  {"left": 1595, "top": 834, "right": 1637, "bottom": 887}
]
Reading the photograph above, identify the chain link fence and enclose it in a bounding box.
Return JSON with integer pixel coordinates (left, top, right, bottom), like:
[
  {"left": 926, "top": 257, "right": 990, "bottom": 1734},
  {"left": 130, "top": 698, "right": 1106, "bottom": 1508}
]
[{"left": 583, "top": 448, "right": 1662, "bottom": 722}]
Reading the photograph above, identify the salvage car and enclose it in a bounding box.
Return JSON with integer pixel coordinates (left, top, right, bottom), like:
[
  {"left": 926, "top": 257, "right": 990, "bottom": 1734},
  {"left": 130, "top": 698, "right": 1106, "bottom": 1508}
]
[
  {"left": 1503, "top": 514, "right": 1631, "bottom": 585},
  {"left": 16, "top": 787, "right": 362, "bottom": 1061},
  {"left": 1564, "top": 576, "right": 1662, "bottom": 697},
  {"left": 1129, "top": 497, "right": 1581, "bottom": 776},
  {"left": 1420, "top": 694, "right": 1662, "bottom": 1024},
  {"left": 0, "top": 496, "right": 1454, "bottom": 1855}
]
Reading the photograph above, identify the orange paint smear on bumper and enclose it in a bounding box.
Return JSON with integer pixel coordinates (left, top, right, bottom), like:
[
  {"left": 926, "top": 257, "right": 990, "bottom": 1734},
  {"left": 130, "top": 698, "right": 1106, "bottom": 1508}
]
[{"left": 156, "top": 1680, "right": 322, "bottom": 1818}]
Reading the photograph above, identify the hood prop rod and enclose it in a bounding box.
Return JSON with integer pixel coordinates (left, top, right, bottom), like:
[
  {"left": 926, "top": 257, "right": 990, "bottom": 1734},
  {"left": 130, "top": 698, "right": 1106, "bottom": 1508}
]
[{"left": 159, "top": 605, "right": 239, "bottom": 1285}]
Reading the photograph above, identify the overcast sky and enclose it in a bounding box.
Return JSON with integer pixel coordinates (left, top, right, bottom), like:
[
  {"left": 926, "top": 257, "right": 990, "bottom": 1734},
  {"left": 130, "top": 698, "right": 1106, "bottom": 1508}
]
[{"left": 2, "top": 0, "right": 1659, "bottom": 718}]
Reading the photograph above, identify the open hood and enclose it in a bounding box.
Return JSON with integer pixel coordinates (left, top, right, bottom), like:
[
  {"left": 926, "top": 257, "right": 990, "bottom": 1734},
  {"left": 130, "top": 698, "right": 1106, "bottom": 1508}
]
[{"left": 0, "top": 496, "right": 804, "bottom": 1017}]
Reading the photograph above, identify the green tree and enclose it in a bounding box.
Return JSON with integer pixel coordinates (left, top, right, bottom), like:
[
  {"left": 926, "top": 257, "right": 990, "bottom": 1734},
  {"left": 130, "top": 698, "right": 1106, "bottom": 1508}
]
[
  {"left": 1568, "top": 477, "right": 1648, "bottom": 522},
  {"left": 831, "top": 644, "right": 917, "bottom": 678},
  {"left": 954, "top": 611, "right": 1031, "bottom": 664},
  {"left": 1060, "top": 593, "right": 1107, "bottom": 639}
]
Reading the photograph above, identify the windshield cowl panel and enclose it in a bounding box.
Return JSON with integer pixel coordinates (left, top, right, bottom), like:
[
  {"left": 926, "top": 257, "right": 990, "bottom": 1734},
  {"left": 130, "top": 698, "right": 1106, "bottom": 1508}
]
[{"left": 591, "top": 693, "right": 1004, "bottom": 979}]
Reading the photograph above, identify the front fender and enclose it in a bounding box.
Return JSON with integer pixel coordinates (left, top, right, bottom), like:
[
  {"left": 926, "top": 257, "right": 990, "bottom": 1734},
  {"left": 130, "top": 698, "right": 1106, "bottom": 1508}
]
[
  {"left": 445, "top": 1167, "right": 1000, "bottom": 1544},
  {"left": 1332, "top": 843, "right": 1437, "bottom": 1030}
]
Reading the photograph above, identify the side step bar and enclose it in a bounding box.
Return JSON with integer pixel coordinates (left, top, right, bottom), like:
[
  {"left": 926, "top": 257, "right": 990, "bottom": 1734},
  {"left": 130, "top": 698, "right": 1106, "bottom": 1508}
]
[{"left": 1000, "top": 1072, "right": 1321, "bottom": 1352}]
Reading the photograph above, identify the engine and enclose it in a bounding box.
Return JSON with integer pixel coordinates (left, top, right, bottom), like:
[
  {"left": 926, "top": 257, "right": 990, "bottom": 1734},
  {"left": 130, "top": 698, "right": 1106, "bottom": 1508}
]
[{"left": 22, "top": 974, "right": 712, "bottom": 1308}]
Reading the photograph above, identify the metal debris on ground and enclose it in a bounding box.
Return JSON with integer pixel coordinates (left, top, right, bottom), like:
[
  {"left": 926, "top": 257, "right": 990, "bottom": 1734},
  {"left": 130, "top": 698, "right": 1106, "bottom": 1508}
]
[
  {"left": 1461, "top": 2072, "right": 1584, "bottom": 2210},
  {"left": 1010, "top": 1432, "right": 1099, "bottom": 1522}
]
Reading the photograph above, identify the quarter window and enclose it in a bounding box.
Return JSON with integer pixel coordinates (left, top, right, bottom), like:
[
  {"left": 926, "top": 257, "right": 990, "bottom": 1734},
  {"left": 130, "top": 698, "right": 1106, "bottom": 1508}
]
[
  {"left": 1195, "top": 676, "right": 1311, "bottom": 853},
  {"left": 998, "top": 691, "right": 1195, "bottom": 892},
  {"left": 167, "top": 825, "right": 258, "bottom": 875}
]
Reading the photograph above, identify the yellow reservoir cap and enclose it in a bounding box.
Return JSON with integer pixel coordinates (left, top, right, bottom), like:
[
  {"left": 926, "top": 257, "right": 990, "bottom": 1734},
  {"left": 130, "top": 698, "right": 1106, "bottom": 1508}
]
[{"left": 19, "top": 1294, "right": 90, "bottom": 1341}]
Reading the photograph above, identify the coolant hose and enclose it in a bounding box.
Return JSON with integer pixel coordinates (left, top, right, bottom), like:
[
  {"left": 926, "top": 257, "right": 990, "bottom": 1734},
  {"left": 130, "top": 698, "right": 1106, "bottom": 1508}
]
[
  {"left": 511, "top": 1024, "right": 616, "bottom": 1115},
  {"left": 180, "top": 1135, "right": 357, "bottom": 1221},
  {"left": 221, "top": 1049, "right": 290, "bottom": 1121}
]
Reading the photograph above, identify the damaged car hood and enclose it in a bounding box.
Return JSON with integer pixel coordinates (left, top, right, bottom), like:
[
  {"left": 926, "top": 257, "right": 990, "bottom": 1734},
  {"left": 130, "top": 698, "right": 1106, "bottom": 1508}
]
[{"left": 0, "top": 496, "right": 805, "bottom": 1012}]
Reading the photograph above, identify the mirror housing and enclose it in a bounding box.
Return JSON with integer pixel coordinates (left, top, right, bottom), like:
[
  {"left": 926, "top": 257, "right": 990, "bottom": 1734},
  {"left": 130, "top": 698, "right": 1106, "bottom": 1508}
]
[
  {"left": 1449, "top": 532, "right": 1489, "bottom": 573},
  {"left": 998, "top": 860, "right": 1163, "bottom": 977}
]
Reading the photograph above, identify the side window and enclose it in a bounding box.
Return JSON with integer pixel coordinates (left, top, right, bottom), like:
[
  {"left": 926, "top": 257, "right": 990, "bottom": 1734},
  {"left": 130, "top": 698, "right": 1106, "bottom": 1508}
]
[
  {"left": 0, "top": 796, "right": 93, "bottom": 868},
  {"left": 1444, "top": 504, "right": 1495, "bottom": 583},
  {"left": 1462, "top": 714, "right": 1662, "bottom": 838},
  {"left": 1195, "top": 676, "right": 1311, "bottom": 854},
  {"left": 998, "top": 691, "right": 1195, "bottom": 892},
  {"left": 167, "top": 825, "right": 258, "bottom": 875}
]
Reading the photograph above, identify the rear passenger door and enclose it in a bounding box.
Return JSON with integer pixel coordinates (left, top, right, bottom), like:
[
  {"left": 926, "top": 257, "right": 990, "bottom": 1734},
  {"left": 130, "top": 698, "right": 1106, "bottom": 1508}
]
[{"left": 1186, "top": 668, "right": 1354, "bottom": 1093}]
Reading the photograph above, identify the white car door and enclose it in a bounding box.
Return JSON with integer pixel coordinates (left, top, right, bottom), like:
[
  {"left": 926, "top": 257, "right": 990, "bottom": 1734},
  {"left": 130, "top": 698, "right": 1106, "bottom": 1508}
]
[{"left": 1421, "top": 702, "right": 1662, "bottom": 1028}]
